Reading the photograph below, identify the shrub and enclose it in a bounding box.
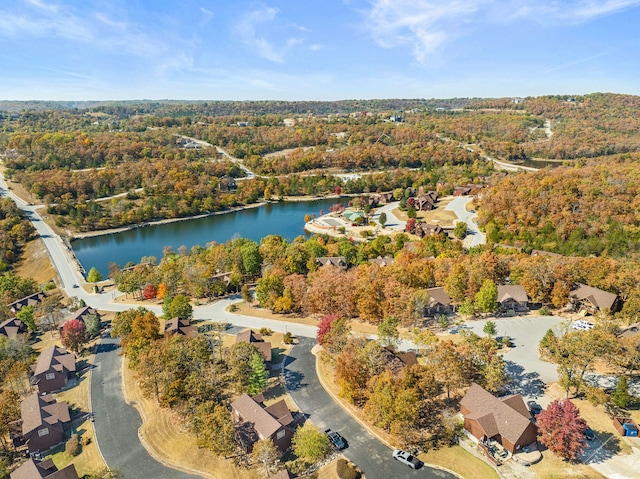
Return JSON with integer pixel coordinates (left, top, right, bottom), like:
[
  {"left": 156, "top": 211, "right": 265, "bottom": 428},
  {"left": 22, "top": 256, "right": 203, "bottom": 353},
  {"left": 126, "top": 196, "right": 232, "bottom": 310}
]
[
  {"left": 43, "top": 281, "right": 56, "bottom": 291},
  {"left": 539, "top": 306, "right": 551, "bottom": 316},
  {"left": 65, "top": 434, "right": 80, "bottom": 456},
  {"left": 81, "top": 435, "right": 92, "bottom": 446},
  {"left": 336, "top": 458, "right": 360, "bottom": 479},
  {"left": 283, "top": 332, "right": 294, "bottom": 344},
  {"left": 259, "top": 327, "right": 273, "bottom": 336}
]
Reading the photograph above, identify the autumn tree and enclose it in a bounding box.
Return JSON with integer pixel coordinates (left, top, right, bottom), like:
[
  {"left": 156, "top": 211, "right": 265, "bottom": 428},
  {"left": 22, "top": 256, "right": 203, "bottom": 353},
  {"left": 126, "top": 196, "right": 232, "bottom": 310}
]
[
  {"left": 320, "top": 316, "right": 351, "bottom": 354},
  {"left": 16, "top": 305, "right": 36, "bottom": 332},
  {"left": 292, "top": 422, "right": 331, "bottom": 463},
  {"left": 250, "top": 438, "right": 281, "bottom": 477},
  {"left": 87, "top": 267, "right": 103, "bottom": 283},
  {"left": 364, "top": 369, "right": 420, "bottom": 435},
  {"left": 377, "top": 316, "right": 399, "bottom": 347},
  {"left": 475, "top": 279, "right": 497, "bottom": 315},
  {"left": 143, "top": 283, "right": 157, "bottom": 300},
  {"left": 537, "top": 399, "right": 587, "bottom": 461},
  {"left": 61, "top": 319, "right": 88, "bottom": 353},
  {"left": 454, "top": 221, "right": 467, "bottom": 239},
  {"left": 195, "top": 403, "right": 237, "bottom": 457},
  {"left": 163, "top": 294, "right": 193, "bottom": 320}
]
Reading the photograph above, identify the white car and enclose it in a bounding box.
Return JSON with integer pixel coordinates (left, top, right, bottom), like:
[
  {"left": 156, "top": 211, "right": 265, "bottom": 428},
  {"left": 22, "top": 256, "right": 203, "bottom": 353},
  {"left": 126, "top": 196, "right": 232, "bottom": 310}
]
[
  {"left": 572, "top": 320, "right": 594, "bottom": 331},
  {"left": 392, "top": 449, "right": 423, "bottom": 469}
]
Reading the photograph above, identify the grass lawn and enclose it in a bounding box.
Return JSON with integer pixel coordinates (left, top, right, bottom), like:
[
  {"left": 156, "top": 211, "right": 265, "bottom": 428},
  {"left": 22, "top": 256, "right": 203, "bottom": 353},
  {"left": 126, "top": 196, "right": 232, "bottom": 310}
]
[
  {"left": 15, "top": 238, "right": 58, "bottom": 286},
  {"left": 122, "top": 359, "right": 261, "bottom": 479}
]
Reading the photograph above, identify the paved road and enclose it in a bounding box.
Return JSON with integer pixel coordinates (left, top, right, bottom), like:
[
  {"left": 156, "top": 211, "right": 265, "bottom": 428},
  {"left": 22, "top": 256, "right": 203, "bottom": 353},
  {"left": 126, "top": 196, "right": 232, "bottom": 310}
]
[
  {"left": 444, "top": 197, "right": 485, "bottom": 248},
  {"left": 91, "top": 335, "right": 200, "bottom": 478},
  {"left": 285, "top": 338, "right": 456, "bottom": 479}
]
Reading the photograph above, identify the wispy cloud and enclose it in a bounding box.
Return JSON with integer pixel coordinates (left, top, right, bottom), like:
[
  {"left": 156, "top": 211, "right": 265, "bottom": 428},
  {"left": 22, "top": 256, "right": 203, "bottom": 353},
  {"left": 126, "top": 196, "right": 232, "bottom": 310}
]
[
  {"left": 364, "top": 0, "right": 640, "bottom": 63},
  {"left": 234, "top": 4, "right": 304, "bottom": 63}
]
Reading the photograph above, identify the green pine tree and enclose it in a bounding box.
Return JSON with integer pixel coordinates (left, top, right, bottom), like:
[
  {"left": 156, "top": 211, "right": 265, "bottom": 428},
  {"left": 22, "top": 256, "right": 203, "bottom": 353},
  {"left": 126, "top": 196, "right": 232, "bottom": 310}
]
[{"left": 248, "top": 352, "right": 269, "bottom": 395}]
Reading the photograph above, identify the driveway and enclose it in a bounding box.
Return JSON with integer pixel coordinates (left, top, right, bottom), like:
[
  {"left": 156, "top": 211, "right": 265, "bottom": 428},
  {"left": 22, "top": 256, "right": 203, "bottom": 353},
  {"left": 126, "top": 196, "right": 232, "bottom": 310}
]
[
  {"left": 91, "top": 336, "right": 200, "bottom": 478},
  {"left": 461, "top": 315, "right": 565, "bottom": 404},
  {"left": 285, "top": 338, "right": 457, "bottom": 479},
  {"left": 371, "top": 201, "right": 406, "bottom": 231}
]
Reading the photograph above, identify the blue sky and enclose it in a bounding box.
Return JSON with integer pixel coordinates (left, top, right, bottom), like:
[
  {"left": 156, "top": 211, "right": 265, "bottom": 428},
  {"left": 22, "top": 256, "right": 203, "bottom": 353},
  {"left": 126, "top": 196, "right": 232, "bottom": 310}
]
[{"left": 1, "top": 0, "right": 639, "bottom": 100}]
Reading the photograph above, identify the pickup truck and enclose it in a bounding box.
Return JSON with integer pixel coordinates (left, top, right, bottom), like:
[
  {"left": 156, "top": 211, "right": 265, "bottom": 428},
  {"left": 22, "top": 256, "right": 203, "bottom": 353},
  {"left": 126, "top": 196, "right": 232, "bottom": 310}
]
[{"left": 325, "top": 429, "right": 346, "bottom": 450}]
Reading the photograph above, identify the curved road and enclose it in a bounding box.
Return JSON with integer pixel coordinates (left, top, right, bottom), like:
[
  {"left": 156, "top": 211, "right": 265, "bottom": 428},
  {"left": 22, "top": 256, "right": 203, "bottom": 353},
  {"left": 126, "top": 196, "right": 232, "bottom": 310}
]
[
  {"left": 286, "top": 339, "right": 457, "bottom": 479},
  {"left": 91, "top": 336, "right": 199, "bottom": 478}
]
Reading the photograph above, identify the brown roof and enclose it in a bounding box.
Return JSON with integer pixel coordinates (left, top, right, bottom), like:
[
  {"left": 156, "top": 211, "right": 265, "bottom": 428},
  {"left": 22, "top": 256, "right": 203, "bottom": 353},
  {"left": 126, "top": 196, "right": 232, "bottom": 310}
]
[
  {"left": 316, "top": 257, "right": 347, "bottom": 269},
  {"left": 20, "top": 393, "right": 70, "bottom": 437},
  {"left": 0, "top": 317, "right": 28, "bottom": 338},
  {"left": 60, "top": 306, "right": 100, "bottom": 329},
  {"left": 497, "top": 285, "right": 529, "bottom": 304},
  {"left": 427, "top": 287, "right": 451, "bottom": 307},
  {"left": 33, "top": 346, "right": 76, "bottom": 377},
  {"left": 381, "top": 346, "right": 416, "bottom": 374},
  {"left": 231, "top": 394, "right": 283, "bottom": 439},
  {"left": 571, "top": 283, "right": 618, "bottom": 310},
  {"left": 236, "top": 330, "right": 272, "bottom": 363},
  {"left": 11, "top": 459, "right": 79, "bottom": 479},
  {"left": 264, "top": 400, "right": 294, "bottom": 427},
  {"left": 164, "top": 318, "right": 198, "bottom": 338},
  {"left": 460, "top": 383, "right": 534, "bottom": 447},
  {"left": 8, "top": 292, "right": 45, "bottom": 312}
]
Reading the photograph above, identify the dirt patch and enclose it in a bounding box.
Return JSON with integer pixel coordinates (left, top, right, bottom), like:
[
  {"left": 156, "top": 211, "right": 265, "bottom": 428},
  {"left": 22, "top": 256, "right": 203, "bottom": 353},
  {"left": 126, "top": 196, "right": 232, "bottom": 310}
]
[{"left": 263, "top": 146, "right": 315, "bottom": 159}]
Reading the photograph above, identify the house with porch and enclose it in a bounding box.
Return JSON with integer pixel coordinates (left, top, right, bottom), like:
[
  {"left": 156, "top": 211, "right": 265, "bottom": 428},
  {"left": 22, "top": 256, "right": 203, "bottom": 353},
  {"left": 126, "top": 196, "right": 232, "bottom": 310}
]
[
  {"left": 14, "top": 393, "right": 71, "bottom": 454},
  {"left": 497, "top": 285, "right": 529, "bottom": 313},
  {"left": 164, "top": 317, "right": 198, "bottom": 338},
  {"left": 425, "top": 287, "right": 453, "bottom": 316},
  {"left": 231, "top": 393, "right": 296, "bottom": 452},
  {"left": 316, "top": 256, "right": 348, "bottom": 270},
  {"left": 8, "top": 292, "right": 45, "bottom": 313},
  {"left": 460, "top": 383, "right": 537, "bottom": 454},
  {"left": 570, "top": 283, "right": 621, "bottom": 314},
  {"left": 58, "top": 306, "right": 100, "bottom": 333}
]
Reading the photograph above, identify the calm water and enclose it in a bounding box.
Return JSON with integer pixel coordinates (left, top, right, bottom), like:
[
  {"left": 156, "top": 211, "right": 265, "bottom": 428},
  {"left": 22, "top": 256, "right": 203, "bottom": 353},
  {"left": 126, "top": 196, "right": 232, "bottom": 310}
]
[{"left": 73, "top": 198, "right": 343, "bottom": 277}]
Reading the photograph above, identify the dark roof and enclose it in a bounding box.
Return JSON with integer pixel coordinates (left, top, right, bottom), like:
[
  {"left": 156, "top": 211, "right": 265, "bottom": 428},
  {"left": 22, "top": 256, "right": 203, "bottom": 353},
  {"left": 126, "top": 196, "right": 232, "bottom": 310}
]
[
  {"left": 20, "top": 393, "right": 70, "bottom": 438},
  {"left": 8, "top": 292, "right": 45, "bottom": 312},
  {"left": 33, "top": 345, "right": 76, "bottom": 377},
  {"left": 236, "top": 329, "right": 272, "bottom": 362},
  {"left": 460, "top": 383, "right": 534, "bottom": 446},
  {"left": 316, "top": 256, "right": 347, "bottom": 269},
  {"left": 369, "top": 256, "right": 394, "bottom": 267},
  {"left": 0, "top": 317, "right": 28, "bottom": 338},
  {"left": 381, "top": 346, "right": 417, "bottom": 374},
  {"left": 164, "top": 318, "right": 198, "bottom": 338},
  {"left": 571, "top": 283, "right": 618, "bottom": 310},
  {"left": 427, "top": 287, "right": 451, "bottom": 307},
  {"left": 11, "top": 459, "right": 79, "bottom": 479},
  {"left": 231, "top": 394, "right": 284, "bottom": 439}
]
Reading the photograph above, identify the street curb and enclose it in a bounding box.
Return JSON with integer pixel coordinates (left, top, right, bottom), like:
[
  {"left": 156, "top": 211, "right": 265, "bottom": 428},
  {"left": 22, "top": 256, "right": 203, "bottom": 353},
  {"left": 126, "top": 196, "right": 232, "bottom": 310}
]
[{"left": 312, "top": 347, "right": 465, "bottom": 479}]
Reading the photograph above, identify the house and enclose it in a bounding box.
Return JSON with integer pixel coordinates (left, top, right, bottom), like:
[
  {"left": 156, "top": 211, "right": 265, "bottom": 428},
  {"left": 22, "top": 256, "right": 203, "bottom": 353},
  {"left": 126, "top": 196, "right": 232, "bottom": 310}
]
[
  {"left": 453, "top": 186, "right": 472, "bottom": 197},
  {"left": 415, "top": 195, "right": 436, "bottom": 211},
  {"left": 369, "top": 256, "right": 394, "bottom": 267},
  {"left": 11, "top": 458, "right": 79, "bottom": 479},
  {"left": 16, "top": 393, "right": 71, "bottom": 453},
  {"left": 570, "top": 283, "right": 621, "bottom": 314},
  {"left": 497, "top": 285, "right": 529, "bottom": 313},
  {"left": 8, "top": 292, "right": 45, "bottom": 313},
  {"left": 381, "top": 346, "right": 418, "bottom": 375},
  {"left": 31, "top": 346, "right": 76, "bottom": 394},
  {"left": 460, "top": 383, "right": 537, "bottom": 454},
  {"left": 231, "top": 393, "right": 296, "bottom": 452},
  {"left": 315, "top": 256, "right": 348, "bottom": 270},
  {"left": 164, "top": 317, "right": 198, "bottom": 338},
  {"left": 0, "top": 317, "right": 28, "bottom": 339},
  {"left": 425, "top": 287, "right": 453, "bottom": 316},
  {"left": 617, "top": 322, "right": 640, "bottom": 341},
  {"left": 219, "top": 175, "right": 237, "bottom": 192},
  {"left": 236, "top": 329, "right": 272, "bottom": 369},
  {"left": 342, "top": 210, "right": 366, "bottom": 225},
  {"left": 59, "top": 306, "right": 100, "bottom": 332},
  {"left": 411, "top": 223, "right": 443, "bottom": 238}
]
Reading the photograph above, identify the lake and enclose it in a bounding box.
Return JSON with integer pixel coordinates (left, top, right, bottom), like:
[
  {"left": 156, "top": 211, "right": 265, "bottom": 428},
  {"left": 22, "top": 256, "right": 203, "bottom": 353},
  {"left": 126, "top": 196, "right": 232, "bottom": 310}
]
[{"left": 73, "top": 198, "right": 343, "bottom": 277}]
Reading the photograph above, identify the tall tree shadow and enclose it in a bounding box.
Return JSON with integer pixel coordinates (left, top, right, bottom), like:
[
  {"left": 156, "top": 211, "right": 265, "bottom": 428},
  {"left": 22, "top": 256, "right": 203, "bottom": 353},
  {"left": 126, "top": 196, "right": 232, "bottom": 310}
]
[{"left": 504, "top": 360, "right": 546, "bottom": 398}]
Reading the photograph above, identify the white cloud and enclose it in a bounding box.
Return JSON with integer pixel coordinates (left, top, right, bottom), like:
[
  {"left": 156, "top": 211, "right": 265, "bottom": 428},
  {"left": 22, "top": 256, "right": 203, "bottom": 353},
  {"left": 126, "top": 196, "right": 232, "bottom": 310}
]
[
  {"left": 234, "top": 4, "right": 304, "bottom": 63},
  {"left": 364, "top": 0, "right": 640, "bottom": 62}
]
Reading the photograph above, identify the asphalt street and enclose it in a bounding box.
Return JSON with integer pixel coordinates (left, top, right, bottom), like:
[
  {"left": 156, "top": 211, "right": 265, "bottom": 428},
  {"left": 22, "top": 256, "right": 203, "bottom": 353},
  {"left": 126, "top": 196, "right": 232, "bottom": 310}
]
[
  {"left": 444, "top": 197, "right": 485, "bottom": 248},
  {"left": 285, "top": 338, "right": 457, "bottom": 479},
  {"left": 91, "top": 335, "right": 200, "bottom": 478}
]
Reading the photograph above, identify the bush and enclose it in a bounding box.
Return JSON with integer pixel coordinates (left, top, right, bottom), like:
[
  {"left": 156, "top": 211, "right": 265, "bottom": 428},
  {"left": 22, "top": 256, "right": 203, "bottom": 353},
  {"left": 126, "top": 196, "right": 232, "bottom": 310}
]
[
  {"left": 336, "top": 458, "right": 361, "bottom": 479},
  {"left": 259, "top": 327, "right": 273, "bottom": 336},
  {"left": 43, "top": 281, "right": 56, "bottom": 291},
  {"left": 81, "top": 435, "right": 92, "bottom": 446},
  {"left": 65, "top": 434, "right": 81, "bottom": 456},
  {"left": 539, "top": 306, "right": 551, "bottom": 316},
  {"left": 283, "top": 332, "right": 294, "bottom": 344}
]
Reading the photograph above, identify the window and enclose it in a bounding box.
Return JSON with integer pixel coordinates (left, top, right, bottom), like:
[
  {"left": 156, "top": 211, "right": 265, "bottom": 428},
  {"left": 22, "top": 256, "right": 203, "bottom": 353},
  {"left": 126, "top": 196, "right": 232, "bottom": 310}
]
[
  {"left": 45, "top": 373, "right": 55, "bottom": 380},
  {"left": 38, "top": 428, "right": 49, "bottom": 437},
  {"left": 276, "top": 430, "right": 285, "bottom": 440}
]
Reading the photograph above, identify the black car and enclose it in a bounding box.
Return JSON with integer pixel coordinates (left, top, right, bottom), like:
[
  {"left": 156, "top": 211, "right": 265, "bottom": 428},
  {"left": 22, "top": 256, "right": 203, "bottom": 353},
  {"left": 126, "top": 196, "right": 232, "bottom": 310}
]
[
  {"left": 584, "top": 427, "right": 595, "bottom": 441},
  {"left": 527, "top": 400, "right": 543, "bottom": 417}
]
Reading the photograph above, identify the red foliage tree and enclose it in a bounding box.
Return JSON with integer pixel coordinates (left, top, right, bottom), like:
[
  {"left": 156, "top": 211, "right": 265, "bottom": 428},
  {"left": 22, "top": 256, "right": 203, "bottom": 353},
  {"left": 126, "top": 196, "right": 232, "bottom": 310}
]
[
  {"left": 317, "top": 313, "right": 339, "bottom": 345},
  {"left": 405, "top": 218, "right": 416, "bottom": 233},
  {"left": 537, "top": 399, "right": 587, "bottom": 461},
  {"left": 335, "top": 185, "right": 342, "bottom": 195},
  {"left": 61, "top": 319, "right": 88, "bottom": 353},
  {"left": 143, "top": 283, "right": 158, "bottom": 300}
]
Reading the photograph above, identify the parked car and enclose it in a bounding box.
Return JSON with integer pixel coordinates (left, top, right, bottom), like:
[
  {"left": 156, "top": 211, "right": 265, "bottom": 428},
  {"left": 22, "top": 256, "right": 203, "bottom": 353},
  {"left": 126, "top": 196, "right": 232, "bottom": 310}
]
[
  {"left": 572, "top": 320, "right": 594, "bottom": 331},
  {"left": 527, "top": 400, "right": 543, "bottom": 417},
  {"left": 392, "top": 449, "right": 423, "bottom": 469},
  {"left": 584, "top": 427, "right": 595, "bottom": 441},
  {"left": 325, "top": 429, "right": 346, "bottom": 450},
  {"left": 495, "top": 336, "right": 514, "bottom": 348}
]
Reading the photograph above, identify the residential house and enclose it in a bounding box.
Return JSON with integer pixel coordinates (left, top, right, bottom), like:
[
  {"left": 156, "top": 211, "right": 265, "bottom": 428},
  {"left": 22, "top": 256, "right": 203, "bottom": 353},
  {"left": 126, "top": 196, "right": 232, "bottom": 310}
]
[
  {"left": 236, "top": 329, "right": 272, "bottom": 369},
  {"left": 381, "top": 346, "right": 418, "bottom": 375},
  {"left": 8, "top": 292, "right": 45, "bottom": 313},
  {"left": 164, "top": 318, "right": 198, "bottom": 338},
  {"left": 570, "top": 283, "right": 621, "bottom": 314},
  {"left": 460, "top": 383, "right": 537, "bottom": 454},
  {"left": 369, "top": 256, "right": 394, "bottom": 267},
  {"left": 411, "top": 223, "right": 443, "bottom": 238},
  {"left": 219, "top": 175, "right": 237, "bottom": 192},
  {"left": 31, "top": 346, "right": 76, "bottom": 394},
  {"left": 11, "top": 458, "right": 79, "bottom": 479},
  {"left": 315, "top": 256, "right": 348, "bottom": 270},
  {"left": 497, "top": 285, "right": 529, "bottom": 313},
  {"left": 453, "top": 186, "right": 472, "bottom": 196},
  {"left": 231, "top": 393, "right": 296, "bottom": 452},
  {"left": 0, "top": 317, "right": 28, "bottom": 339},
  {"left": 425, "top": 287, "right": 453, "bottom": 316},
  {"left": 16, "top": 393, "right": 71, "bottom": 453},
  {"left": 342, "top": 210, "right": 366, "bottom": 225},
  {"left": 59, "top": 306, "right": 100, "bottom": 332},
  {"left": 415, "top": 195, "right": 435, "bottom": 211}
]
